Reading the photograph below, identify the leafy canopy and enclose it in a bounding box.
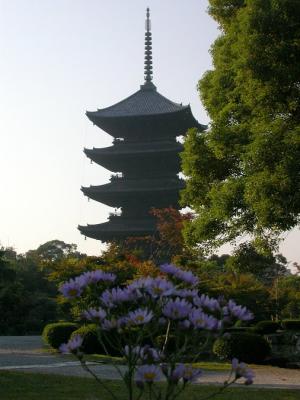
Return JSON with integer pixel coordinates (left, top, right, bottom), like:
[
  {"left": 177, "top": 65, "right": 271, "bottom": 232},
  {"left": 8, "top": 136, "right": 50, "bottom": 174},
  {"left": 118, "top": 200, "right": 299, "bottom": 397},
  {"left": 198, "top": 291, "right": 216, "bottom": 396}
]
[{"left": 181, "top": 0, "right": 300, "bottom": 250}]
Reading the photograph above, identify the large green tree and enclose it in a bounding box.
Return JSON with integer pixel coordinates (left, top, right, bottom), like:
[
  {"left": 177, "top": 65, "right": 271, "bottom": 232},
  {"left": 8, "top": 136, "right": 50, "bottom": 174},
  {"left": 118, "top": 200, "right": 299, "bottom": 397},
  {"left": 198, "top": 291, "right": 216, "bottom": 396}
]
[{"left": 182, "top": 0, "right": 300, "bottom": 250}]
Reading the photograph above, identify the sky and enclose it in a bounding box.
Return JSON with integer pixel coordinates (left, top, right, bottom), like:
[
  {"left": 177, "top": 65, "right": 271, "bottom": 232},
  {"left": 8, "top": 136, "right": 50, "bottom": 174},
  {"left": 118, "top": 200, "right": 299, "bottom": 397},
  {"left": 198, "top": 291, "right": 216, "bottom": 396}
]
[{"left": 0, "top": 0, "right": 299, "bottom": 265}]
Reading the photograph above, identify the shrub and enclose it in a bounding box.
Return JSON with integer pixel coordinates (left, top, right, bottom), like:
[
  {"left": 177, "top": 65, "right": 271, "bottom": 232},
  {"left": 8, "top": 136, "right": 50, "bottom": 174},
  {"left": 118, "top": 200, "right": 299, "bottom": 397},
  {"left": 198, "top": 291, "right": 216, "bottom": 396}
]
[
  {"left": 42, "top": 322, "right": 78, "bottom": 349},
  {"left": 224, "top": 327, "right": 255, "bottom": 334},
  {"left": 254, "top": 320, "right": 281, "bottom": 335},
  {"left": 281, "top": 319, "right": 300, "bottom": 331},
  {"left": 213, "top": 333, "right": 271, "bottom": 364},
  {"left": 71, "top": 324, "right": 104, "bottom": 354},
  {"left": 71, "top": 324, "right": 122, "bottom": 356}
]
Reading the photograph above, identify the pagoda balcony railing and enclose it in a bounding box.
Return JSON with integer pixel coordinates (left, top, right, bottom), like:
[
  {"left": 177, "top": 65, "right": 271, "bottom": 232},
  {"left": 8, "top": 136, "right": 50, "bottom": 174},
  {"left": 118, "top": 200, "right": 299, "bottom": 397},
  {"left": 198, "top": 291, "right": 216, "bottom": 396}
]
[{"left": 110, "top": 173, "right": 124, "bottom": 180}]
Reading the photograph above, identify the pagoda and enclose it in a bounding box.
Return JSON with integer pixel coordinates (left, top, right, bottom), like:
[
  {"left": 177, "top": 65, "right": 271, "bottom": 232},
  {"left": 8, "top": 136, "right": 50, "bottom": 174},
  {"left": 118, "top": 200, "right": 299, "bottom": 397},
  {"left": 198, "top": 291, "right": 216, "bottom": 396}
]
[{"left": 78, "top": 8, "right": 205, "bottom": 243}]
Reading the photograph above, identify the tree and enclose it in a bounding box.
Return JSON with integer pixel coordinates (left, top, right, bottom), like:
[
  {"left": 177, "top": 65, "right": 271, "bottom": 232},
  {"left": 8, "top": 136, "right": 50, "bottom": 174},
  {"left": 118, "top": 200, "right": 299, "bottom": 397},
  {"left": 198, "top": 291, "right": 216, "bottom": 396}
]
[
  {"left": 26, "top": 240, "right": 86, "bottom": 263},
  {"left": 225, "top": 243, "right": 289, "bottom": 285},
  {"left": 181, "top": 0, "right": 300, "bottom": 250}
]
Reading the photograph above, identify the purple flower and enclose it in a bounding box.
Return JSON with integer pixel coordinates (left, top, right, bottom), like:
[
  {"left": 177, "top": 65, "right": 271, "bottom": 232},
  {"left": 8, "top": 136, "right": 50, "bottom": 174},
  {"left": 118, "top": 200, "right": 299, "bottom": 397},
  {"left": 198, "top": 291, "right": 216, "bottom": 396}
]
[
  {"left": 82, "top": 307, "right": 106, "bottom": 321},
  {"left": 162, "top": 298, "right": 193, "bottom": 320},
  {"left": 160, "top": 263, "right": 180, "bottom": 275},
  {"left": 227, "top": 300, "right": 253, "bottom": 321},
  {"left": 123, "top": 345, "right": 141, "bottom": 358},
  {"left": 145, "top": 277, "right": 174, "bottom": 298},
  {"left": 127, "top": 278, "right": 148, "bottom": 291},
  {"left": 59, "top": 334, "right": 83, "bottom": 354},
  {"left": 231, "top": 358, "right": 254, "bottom": 385},
  {"left": 160, "top": 264, "right": 199, "bottom": 286},
  {"left": 124, "top": 345, "right": 161, "bottom": 362},
  {"left": 59, "top": 280, "right": 82, "bottom": 299},
  {"left": 194, "top": 294, "right": 220, "bottom": 312},
  {"left": 174, "top": 269, "right": 199, "bottom": 286},
  {"left": 189, "top": 309, "right": 221, "bottom": 330},
  {"left": 135, "top": 364, "right": 162, "bottom": 383},
  {"left": 101, "top": 318, "right": 118, "bottom": 331},
  {"left": 79, "top": 270, "right": 113, "bottom": 286},
  {"left": 140, "top": 346, "right": 162, "bottom": 362},
  {"left": 126, "top": 308, "right": 153, "bottom": 326},
  {"left": 171, "top": 364, "right": 202, "bottom": 383},
  {"left": 100, "top": 287, "right": 135, "bottom": 308}
]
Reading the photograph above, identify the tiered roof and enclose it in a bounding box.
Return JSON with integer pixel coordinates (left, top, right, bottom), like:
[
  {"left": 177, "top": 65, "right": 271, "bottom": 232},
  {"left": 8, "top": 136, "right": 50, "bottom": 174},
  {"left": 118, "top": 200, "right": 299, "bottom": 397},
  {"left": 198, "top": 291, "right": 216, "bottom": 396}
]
[{"left": 78, "top": 8, "right": 204, "bottom": 242}]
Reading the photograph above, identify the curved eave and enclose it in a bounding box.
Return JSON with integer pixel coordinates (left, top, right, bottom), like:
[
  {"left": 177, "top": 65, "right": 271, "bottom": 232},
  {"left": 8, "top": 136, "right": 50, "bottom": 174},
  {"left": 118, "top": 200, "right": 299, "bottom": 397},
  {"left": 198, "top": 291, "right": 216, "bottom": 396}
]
[
  {"left": 78, "top": 219, "right": 157, "bottom": 241},
  {"left": 81, "top": 180, "right": 184, "bottom": 207},
  {"left": 86, "top": 106, "right": 205, "bottom": 136},
  {"left": 81, "top": 180, "right": 185, "bottom": 195},
  {"left": 84, "top": 142, "right": 183, "bottom": 157},
  {"left": 86, "top": 105, "right": 203, "bottom": 127}
]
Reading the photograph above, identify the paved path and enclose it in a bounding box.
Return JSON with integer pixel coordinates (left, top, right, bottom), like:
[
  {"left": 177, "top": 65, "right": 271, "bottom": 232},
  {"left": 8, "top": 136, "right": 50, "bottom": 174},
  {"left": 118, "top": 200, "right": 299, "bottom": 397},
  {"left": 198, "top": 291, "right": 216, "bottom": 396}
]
[{"left": 1, "top": 336, "right": 300, "bottom": 389}]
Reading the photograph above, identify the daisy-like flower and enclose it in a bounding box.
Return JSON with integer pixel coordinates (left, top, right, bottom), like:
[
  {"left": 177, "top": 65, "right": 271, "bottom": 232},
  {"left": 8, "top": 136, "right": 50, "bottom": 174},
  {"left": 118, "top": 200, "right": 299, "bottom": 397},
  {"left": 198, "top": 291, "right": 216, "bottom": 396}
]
[
  {"left": 135, "top": 364, "right": 162, "bottom": 383},
  {"left": 189, "top": 309, "right": 219, "bottom": 330},
  {"left": 59, "top": 280, "right": 82, "bottom": 299},
  {"left": 59, "top": 334, "right": 83, "bottom": 354},
  {"left": 123, "top": 345, "right": 161, "bottom": 362},
  {"left": 82, "top": 307, "right": 106, "bottom": 322},
  {"left": 145, "top": 277, "right": 174, "bottom": 298},
  {"left": 126, "top": 308, "right": 153, "bottom": 326},
  {"left": 160, "top": 264, "right": 199, "bottom": 286},
  {"left": 160, "top": 263, "right": 180, "bottom": 276},
  {"left": 231, "top": 358, "right": 254, "bottom": 385},
  {"left": 78, "top": 270, "right": 116, "bottom": 285},
  {"left": 227, "top": 300, "right": 253, "bottom": 321},
  {"left": 126, "top": 277, "right": 148, "bottom": 291},
  {"left": 194, "top": 294, "right": 220, "bottom": 312},
  {"left": 171, "top": 364, "right": 202, "bottom": 383},
  {"left": 101, "top": 318, "right": 118, "bottom": 331},
  {"left": 100, "top": 287, "right": 135, "bottom": 308},
  {"left": 162, "top": 298, "right": 193, "bottom": 320},
  {"left": 174, "top": 269, "right": 199, "bottom": 286}
]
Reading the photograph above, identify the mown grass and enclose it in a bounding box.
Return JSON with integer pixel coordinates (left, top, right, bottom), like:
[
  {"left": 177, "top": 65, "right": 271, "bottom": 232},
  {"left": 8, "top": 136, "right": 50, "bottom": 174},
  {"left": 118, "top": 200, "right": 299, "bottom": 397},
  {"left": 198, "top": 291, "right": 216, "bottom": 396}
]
[{"left": 0, "top": 371, "right": 299, "bottom": 400}]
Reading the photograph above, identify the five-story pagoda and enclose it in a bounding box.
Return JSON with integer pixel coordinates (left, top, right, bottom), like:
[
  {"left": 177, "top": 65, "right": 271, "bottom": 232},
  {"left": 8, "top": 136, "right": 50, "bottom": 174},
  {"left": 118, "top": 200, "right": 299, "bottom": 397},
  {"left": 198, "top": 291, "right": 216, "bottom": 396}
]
[{"left": 78, "top": 8, "right": 205, "bottom": 242}]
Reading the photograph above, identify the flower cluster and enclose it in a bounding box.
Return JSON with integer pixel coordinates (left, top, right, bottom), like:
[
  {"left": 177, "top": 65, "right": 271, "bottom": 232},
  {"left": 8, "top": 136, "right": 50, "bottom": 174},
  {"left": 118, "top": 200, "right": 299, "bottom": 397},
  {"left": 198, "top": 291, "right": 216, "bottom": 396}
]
[
  {"left": 59, "top": 263, "right": 254, "bottom": 400},
  {"left": 59, "top": 270, "right": 116, "bottom": 299},
  {"left": 231, "top": 358, "right": 255, "bottom": 385}
]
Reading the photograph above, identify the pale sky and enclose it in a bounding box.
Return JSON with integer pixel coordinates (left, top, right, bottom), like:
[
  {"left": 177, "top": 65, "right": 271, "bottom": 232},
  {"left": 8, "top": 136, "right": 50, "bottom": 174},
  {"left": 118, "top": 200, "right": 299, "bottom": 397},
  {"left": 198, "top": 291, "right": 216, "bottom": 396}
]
[{"left": 0, "top": 0, "right": 299, "bottom": 264}]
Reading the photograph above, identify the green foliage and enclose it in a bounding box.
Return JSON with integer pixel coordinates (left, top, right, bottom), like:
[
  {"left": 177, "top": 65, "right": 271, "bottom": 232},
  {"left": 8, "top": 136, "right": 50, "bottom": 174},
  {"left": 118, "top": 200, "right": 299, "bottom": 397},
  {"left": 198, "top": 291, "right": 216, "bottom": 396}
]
[
  {"left": 270, "top": 275, "right": 300, "bottom": 319},
  {"left": 42, "top": 322, "right": 79, "bottom": 349},
  {"left": 213, "top": 332, "right": 271, "bottom": 363},
  {"left": 182, "top": 0, "right": 300, "bottom": 249},
  {"left": 281, "top": 319, "right": 300, "bottom": 331},
  {"left": 225, "top": 243, "right": 288, "bottom": 285},
  {"left": 27, "top": 240, "right": 86, "bottom": 263},
  {"left": 254, "top": 320, "right": 281, "bottom": 335}
]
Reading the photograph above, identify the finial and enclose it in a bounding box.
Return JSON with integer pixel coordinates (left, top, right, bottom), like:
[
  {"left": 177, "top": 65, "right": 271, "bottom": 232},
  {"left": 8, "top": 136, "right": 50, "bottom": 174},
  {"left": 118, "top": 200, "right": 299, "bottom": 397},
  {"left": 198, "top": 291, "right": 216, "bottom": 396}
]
[{"left": 144, "top": 7, "right": 153, "bottom": 84}]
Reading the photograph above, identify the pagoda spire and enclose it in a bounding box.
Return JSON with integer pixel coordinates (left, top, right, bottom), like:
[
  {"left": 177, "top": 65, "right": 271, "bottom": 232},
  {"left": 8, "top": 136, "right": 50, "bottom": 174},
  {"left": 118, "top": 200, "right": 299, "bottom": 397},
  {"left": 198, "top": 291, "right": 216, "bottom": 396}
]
[{"left": 144, "top": 8, "right": 153, "bottom": 84}]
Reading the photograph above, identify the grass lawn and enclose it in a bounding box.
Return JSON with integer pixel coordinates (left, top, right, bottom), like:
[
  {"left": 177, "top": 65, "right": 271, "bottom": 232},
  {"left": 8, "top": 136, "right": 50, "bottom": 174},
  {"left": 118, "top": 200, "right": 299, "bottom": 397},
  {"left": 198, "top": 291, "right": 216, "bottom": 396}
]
[{"left": 1, "top": 371, "right": 299, "bottom": 400}]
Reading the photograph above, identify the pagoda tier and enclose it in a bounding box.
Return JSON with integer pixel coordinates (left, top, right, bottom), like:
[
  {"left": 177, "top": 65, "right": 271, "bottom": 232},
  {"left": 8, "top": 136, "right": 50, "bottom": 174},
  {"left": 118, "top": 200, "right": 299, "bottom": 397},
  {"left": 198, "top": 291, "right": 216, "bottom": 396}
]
[
  {"left": 84, "top": 140, "right": 183, "bottom": 175},
  {"left": 79, "top": 215, "right": 157, "bottom": 242},
  {"left": 81, "top": 177, "right": 185, "bottom": 209},
  {"left": 86, "top": 86, "right": 205, "bottom": 140},
  {"left": 78, "top": 9, "right": 205, "bottom": 242}
]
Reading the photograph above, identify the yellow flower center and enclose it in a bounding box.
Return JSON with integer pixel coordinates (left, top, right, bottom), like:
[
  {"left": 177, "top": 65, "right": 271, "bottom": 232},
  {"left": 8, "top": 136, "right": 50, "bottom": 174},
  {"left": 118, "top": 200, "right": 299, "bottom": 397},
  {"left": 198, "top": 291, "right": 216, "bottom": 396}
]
[
  {"left": 68, "top": 288, "right": 78, "bottom": 297},
  {"left": 144, "top": 372, "right": 156, "bottom": 380}
]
